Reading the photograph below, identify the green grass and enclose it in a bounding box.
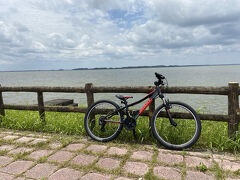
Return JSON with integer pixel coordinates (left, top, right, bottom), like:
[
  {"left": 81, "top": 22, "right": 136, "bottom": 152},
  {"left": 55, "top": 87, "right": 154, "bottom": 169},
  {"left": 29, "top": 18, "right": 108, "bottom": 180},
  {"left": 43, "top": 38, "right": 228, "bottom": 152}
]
[
  {"left": 1, "top": 109, "right": 240, "bottom": 153},
  {"left": 0, "top": 110, "right": 86, "bottom": 136}
]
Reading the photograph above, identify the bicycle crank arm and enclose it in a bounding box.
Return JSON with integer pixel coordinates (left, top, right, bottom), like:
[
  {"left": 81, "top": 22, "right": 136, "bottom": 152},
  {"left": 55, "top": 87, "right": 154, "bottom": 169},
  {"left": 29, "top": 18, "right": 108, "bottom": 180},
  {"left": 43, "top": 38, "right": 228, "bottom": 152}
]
[{"left": 100, "top": 122, "right": 106, "bottom": 132}]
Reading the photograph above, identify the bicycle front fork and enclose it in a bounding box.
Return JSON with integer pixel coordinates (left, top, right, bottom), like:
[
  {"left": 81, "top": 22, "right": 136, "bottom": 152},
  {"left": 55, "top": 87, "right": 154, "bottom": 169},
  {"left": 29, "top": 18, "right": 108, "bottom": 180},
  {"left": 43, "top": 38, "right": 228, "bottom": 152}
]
[{"left": 162, "top": 97, "right": 177, "bottom": 127}]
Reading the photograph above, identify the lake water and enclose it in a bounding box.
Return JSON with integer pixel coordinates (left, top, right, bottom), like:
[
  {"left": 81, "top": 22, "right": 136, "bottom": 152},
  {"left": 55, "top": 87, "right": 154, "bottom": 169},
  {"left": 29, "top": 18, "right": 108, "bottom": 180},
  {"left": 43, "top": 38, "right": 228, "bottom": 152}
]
[{"left": 0, "top": 65, "right": 240, "bottom": 114}]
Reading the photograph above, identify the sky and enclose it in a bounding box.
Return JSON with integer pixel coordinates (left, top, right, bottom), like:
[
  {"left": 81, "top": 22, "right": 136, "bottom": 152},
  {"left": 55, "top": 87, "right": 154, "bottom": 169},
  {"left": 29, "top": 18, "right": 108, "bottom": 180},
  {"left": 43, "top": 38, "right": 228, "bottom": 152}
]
[{"left": 0, "top": 0, "right": 240, "bottom": 71}]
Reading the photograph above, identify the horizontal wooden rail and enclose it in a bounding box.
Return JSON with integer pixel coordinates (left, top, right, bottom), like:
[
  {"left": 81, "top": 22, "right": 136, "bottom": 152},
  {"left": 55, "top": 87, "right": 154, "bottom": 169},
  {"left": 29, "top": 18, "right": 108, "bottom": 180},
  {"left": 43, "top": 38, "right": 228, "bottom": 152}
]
[
  {"left": 0, "top": 82, "right": 239, "bottom": 137},
  {"left": 4, "top": 104, "right": 87, "bottom": 113},
  {"left": 0, "top": 86, "right": 85, "bottom": 93},
  {"left": 0, "top": 85, "right": 232, "bottom": 95},
  {"left": 165, "top": 86, "right": 229, "bottom": 95},
  {"left": 92, "top": 86, "right": 230, "bottom": 95},
  {"left": 3, "top": 104, "right": 229, "bottom": 122}
]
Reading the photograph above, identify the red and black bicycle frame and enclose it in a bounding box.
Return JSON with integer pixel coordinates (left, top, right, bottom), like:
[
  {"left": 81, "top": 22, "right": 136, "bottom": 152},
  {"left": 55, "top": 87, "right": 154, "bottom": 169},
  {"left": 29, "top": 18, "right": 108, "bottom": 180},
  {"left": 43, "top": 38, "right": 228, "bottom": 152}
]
[
  {"left": 108, "top": 86, "right": 162, "bottom": 121},
  {"left": 125, "top": 86, "right": 160, "bottom": 119},
  {"left": 104, "top": 85, "right": 177, "bottom": 126}
]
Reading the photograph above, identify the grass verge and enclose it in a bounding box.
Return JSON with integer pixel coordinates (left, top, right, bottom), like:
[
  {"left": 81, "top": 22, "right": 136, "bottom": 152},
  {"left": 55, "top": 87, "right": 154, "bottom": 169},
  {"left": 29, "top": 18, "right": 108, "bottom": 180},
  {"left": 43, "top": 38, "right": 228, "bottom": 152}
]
[{"left": 1, "top": 109, "right": 240, "bottom": 153}]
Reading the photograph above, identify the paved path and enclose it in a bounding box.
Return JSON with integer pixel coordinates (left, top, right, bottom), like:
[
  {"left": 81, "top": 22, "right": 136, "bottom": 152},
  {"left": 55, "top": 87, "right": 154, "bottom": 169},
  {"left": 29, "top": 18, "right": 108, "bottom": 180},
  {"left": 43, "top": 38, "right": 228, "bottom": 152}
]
[{"left": 0, "top": 129, "right": 240, "bottom": 180}]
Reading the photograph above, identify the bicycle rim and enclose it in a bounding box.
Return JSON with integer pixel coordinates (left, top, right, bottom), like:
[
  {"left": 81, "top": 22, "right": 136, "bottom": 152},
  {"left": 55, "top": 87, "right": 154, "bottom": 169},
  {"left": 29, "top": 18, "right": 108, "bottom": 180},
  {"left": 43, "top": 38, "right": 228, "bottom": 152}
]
[
  {"left": 153, "top": 102, "right": 200, "bottom": 149},
  {"left": 85, "top": 101, "right": 122, "bottom": 141}
]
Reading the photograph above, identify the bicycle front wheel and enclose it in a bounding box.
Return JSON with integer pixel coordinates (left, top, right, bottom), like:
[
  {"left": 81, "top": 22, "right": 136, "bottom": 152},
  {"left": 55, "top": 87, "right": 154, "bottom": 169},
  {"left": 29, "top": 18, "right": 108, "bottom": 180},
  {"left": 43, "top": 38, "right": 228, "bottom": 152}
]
[
  {"left": 151, "top": 101, "right": 201, "bottom": 150},
  {"left": 84, "top": 100, "right": 123, "bottom": 142}
]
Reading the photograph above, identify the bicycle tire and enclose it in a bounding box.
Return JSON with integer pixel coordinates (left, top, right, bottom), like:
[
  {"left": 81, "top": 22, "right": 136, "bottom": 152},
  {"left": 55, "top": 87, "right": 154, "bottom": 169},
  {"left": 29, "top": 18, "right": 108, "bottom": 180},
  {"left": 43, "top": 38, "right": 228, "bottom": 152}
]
[
  {"left": 84, "top": 100, "right": 123, "bottom": 142},
  {"left": 151, "top": 101, "right": 201, "bottom": 150}
]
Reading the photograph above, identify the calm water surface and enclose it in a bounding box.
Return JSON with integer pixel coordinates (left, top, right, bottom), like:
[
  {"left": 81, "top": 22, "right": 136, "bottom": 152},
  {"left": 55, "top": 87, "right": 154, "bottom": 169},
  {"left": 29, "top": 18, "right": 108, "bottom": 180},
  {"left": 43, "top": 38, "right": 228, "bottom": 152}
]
[{"left": 0, "top": 65, "right": 240, "bottom": 114}]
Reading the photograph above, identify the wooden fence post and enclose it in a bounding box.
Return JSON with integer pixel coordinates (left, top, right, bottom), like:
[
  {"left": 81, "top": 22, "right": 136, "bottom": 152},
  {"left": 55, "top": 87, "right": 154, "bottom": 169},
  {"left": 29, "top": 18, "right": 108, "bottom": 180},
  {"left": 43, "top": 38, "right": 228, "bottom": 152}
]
[
  {"left": 85, "top": 83, "right": 94, "bottom": 120},
  {"left": 85, "top": 83, "right": 94, "bottom": 107},
  {"left": 0, "top": 85, "right": 5, "bottom": 122},
  {"left": 228, "top": 82, "right": 239, "bottom": 137},
  {"left": 37, "top": 91, "right": 45, "bottom": 122},
  {"left": 149, "top": 98, "right": 155, "bottom": 134}
]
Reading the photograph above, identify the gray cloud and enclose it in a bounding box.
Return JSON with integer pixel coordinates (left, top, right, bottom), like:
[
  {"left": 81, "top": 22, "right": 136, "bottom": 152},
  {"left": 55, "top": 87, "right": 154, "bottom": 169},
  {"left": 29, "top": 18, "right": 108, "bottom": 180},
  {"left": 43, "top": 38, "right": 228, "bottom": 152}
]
[
  {"left": 47, "top": 33, "right": 77, "bottom": 49},
  {"left": 0, "top": 0, "right": 240, "bottom": 71},
  {"left": 126, "top": 0, "right": 240, "bottom": 52},
  {"left": 145, "top": 0, "right": 240, "bottom": 27}
]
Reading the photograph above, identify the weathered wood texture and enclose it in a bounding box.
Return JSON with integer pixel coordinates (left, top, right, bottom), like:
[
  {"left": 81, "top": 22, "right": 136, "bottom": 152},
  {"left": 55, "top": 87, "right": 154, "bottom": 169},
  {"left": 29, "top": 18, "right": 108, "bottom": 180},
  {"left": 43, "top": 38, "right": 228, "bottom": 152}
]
[
  {"left": 37, "top": 92, "right": 45, "bottom": 121},
  {"left": 228, "top": 82, "right": 239, "bottom": 137},
  {"left": 0, "top": 83, "right": 239, "bottom": 137},
  {"left": 0, "top": 86, "right": 85, "bottom": 93},
  {"left": 85, "top": 83, "right": 94, "bottom": 106},
  {"left": 91, "top": 86, "right": 229, "bottom": 95},
  {"left": 0, "top": 85, "right": 229, "bottom": 95},
  {"left": 3, "top": 104, "right": 87, "bottom": 113},
  {"left": 0, "top": 85, "right": 5, "bottom": 119},
  {"left": 2, "top": 104, "right": 230, "bottom": 122},
  {"left": 85, "top": 83, "right": 95, "bottom": 120},
  {"left": 44, "top": 99, "right": 74, "bottom": 106}
]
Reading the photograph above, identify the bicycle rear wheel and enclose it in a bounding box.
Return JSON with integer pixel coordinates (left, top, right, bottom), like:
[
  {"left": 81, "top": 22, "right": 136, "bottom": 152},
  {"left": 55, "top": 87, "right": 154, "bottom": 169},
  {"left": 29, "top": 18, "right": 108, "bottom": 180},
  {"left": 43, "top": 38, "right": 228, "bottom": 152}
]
[
  {"left": 84, "top": 100, "right": 123, "bottom": 142},
  {"left": 151, "top": 101, "right": 201, "bottom": 150}
]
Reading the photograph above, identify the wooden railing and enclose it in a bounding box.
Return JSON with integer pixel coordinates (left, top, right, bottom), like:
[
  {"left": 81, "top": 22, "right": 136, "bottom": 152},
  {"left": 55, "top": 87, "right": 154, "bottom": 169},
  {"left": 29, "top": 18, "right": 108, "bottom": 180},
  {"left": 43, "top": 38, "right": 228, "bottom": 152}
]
[{"left": 0, "top": 82, "right": 239, "bottom": 137}]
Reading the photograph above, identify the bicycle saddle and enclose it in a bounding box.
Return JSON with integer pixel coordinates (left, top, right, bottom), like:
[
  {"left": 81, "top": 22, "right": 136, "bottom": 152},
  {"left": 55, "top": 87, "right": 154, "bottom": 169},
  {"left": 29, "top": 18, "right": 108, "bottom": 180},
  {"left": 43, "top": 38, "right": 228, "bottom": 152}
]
[{"left": 115, "top": 95, "right": 133, "bottom": 101}]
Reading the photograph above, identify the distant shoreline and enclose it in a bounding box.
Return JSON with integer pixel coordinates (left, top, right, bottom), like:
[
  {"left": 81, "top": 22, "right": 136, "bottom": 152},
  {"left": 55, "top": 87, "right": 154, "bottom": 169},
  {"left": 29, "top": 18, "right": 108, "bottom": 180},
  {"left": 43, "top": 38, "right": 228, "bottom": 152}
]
[
  {"left": 1, "top": 63, "right": 240, "bottom": 72},
  {"left": 72, "top": 63, "right": 240, "bottom": 71}
]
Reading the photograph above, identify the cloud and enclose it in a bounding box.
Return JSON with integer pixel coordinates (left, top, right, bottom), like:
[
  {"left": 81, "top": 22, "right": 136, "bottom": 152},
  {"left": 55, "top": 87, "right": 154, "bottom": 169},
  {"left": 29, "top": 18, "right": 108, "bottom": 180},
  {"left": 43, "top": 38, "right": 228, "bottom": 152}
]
[
  {"left": 126, "top": 0, "right": 240, "bottom": 52},
  {"left": 47, "top": 33, "right": 76, "bottom": 49},
  {"left": 144, "top": 0, "right": 240, "bottom": 27},
  {"left": 0, "top": 0, "right": 240, "bottom": 71},
  {"left": 0, "top": 60, "right": 12, "bottom": 65}
]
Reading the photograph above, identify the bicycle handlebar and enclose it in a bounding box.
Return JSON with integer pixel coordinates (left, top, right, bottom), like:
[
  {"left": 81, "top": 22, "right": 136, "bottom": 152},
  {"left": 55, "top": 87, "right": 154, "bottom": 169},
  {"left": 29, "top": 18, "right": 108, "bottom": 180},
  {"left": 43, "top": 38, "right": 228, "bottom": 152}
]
[
  {"left": 155, "top": 72, "right": 165, "bottom": 80},
  {"left": 154, "top": 72, "right": 165, "bottom": 86}
]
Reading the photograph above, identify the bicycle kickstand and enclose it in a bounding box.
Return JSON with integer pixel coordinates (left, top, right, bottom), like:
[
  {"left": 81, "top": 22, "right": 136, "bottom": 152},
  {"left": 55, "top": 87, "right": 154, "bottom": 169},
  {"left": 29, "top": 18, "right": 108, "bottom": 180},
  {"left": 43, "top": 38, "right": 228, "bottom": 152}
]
[{"left": 132, "top": 129, "right": 137, "bottom": 140}]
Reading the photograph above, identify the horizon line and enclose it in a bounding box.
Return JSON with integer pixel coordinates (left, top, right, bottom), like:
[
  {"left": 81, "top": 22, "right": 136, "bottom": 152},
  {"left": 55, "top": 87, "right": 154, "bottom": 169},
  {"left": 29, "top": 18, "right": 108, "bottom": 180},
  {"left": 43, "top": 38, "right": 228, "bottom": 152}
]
[{"left": 0, "top": 63, "right": 240, "bottom": 72}]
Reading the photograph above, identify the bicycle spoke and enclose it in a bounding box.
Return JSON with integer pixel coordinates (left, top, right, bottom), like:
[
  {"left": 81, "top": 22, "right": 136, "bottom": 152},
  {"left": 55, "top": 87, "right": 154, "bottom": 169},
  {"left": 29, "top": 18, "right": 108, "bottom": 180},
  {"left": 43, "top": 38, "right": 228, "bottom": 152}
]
[
  {"left": 84, "top": 100, "right": 122, "bottom": 142},
  {"left": 152, "top": 102, "right": 201, "bottom": 150}
]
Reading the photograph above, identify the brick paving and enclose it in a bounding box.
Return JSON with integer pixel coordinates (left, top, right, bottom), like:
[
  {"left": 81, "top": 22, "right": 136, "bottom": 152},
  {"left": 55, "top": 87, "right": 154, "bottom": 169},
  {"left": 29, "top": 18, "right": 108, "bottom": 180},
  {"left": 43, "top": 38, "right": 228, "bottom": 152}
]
[
  {"left": 107, "top": 146, "right": 128, "bottom": 156},
  {"left": 186, "top": 170, "right": 215, "bottom": 180},
  {"left": 131, "top": 150, "right": 153, "bottom": 161},
  {"left": 185, "top": 156, "right": 213, "bottom": 168},
  {"left": 49, "top": 142, "right": 63, "bottom": 149},
  {"left": 9, "top": 147, "right": 34, "bottom": 154},
  {"left": 157, "top": 152, "right": 184, "bottom": 165},
  {"left": 123, "top": 161, "right": 149, "bottom": 176},
  {"left": 96, "top": 157, "right": 120, "bottom": 169},
  {"left": 0, "top": 156, "right": 13, "bottom": 166},
  {"left": 0, "top": 172, "right": 15, "bottom": 180},
  {"left": 48, "top": 150, "right": 75, "bottom": 163},
  {"left": 28, "top": 149, "right": 53, "bottom": 159},
  {"left": 15, "top": 136, "right": 34, "bottom": 143},
  {"left": 65, "top": 143, "right": 85, "bottom": 151},
  {"left": 25, "top": 163, "right": 58, "bottom": 179},
  {"left": 0, "top": 129, "right": 240, "bottom": 179},
  {"left": 48, "top": 167, "right": 82, "bottom": 180},
  {"left": 0, "top": 144, "right": 15, "bottom": 151},
  {"left": 86, "top": 144, "right": 108, "bottom": 153},
  {"left": 81, "top": 172, "right": 111, "bottom": 180},
  {"left": 0, "top": 160, "right": 34, "bottom": 174},
  {"left": 153, "top": 166, "right": 182, "bottom": 180},
  {"left": 3, "top": 135, "right": 20, "bottom": 140},
  {"left": 30, "top": 138, "right": 48, "bottom": 145},
  {"left": 71, "top": 154, "right": 97, "bottom": 166}
]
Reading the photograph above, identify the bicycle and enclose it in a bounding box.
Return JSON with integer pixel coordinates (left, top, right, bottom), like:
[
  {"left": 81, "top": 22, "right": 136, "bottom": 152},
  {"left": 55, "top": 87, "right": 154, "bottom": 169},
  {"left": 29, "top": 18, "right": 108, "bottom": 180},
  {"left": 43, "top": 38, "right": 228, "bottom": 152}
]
[{"left": 84, "top": 73, "right": 201, "bottom": 150}]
